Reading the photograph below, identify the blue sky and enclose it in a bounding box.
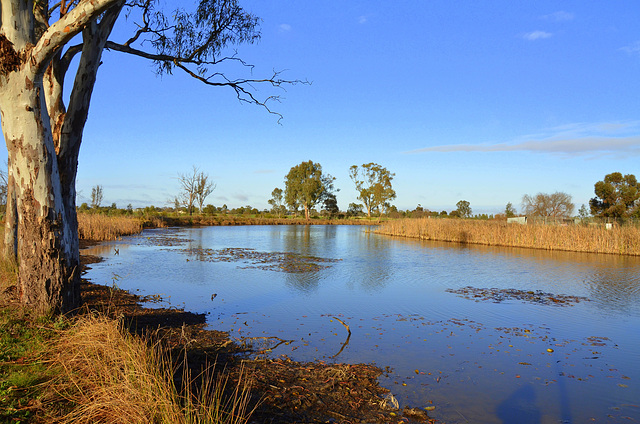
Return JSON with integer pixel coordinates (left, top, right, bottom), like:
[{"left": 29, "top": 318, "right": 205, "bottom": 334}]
[{"left": 4, "top": 1, "right": 640, "bottom": 214}]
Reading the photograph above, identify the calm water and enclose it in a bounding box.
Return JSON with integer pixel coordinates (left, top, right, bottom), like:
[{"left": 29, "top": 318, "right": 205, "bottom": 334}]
[{"left": 83, "top": 225, "right": 640, "bottom": 423}]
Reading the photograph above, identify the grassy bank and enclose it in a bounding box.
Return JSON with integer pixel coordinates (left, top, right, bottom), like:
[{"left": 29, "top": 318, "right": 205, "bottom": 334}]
[
  {"left": 1, "top": 289, "right": 253, "bottom": 423},
  {"left": 0, "top": 233, "right": 253, "bottom": 423},
  {"left": 375, "top": 218, "right": 640, "bottom": 256}
]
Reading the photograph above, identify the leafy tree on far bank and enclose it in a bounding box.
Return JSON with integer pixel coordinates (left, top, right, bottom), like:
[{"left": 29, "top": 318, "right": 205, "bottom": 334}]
[
  {"left": 349, "top": 163, "right": 396, "bottom": 218},
  {"left": 578, "top": 204, "right": 590, "bottom": 219},
  {"left": 589, "top": 172, "right": 640, "bottom": 219},
  {"left": 456, "top": 200, "right": 472, "bottom": 218},
  {"left": 347, "top": 203, "right": 364, "bottom": 217},
  {"left": 268, "top": 188, "right": 287, "bottom": 217},
  {"left": 322, "top": 193, "right": 340, "bottom": 217},
  {"left": 505, "top": 202, "right": 516, "bottom": 218},
  {"left": 284, "top": 161, "right": 337, "bottom": 221}
]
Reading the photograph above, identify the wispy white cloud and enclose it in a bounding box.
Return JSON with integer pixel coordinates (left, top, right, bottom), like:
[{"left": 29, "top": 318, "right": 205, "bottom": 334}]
[
  {"left": 358, "top": 16, "right": 367, "bottom": 24},
  {"left": 233, "top": 194, "right": 249, "bottom": 202},
  {"left": 620, "top": 41, "right": 640, "bottom": 56},
  {"left": 406, "top": 121, "right": 640, "bottom": 158},
  {"left": 523, "top": 31, "right": 553, "bottom": 41},
  {"left": 542, "top": 11, "right": 574, "bottom": 22},
  {"left": 278, "top": 23, "right": 292, "bottom": 33}
]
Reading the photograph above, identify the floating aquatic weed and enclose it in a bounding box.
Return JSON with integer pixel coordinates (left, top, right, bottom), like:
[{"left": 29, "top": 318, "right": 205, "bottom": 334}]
[
  {"left": 179, "top": 246, "right": 341, "bottom": 273},
  {"left": 133, "top": 229, "right": 193, "bottom": 247},
  {"left": 446, "top": 286, "right": 590, "bottom": 306}
]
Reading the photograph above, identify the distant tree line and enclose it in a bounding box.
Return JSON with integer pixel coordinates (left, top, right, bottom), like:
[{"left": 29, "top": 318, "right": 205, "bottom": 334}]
[{"left": 67, "top": 168, "right": 639, "bottom": 224}]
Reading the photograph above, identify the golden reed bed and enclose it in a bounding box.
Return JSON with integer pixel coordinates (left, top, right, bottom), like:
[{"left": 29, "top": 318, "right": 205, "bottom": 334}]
[
  {"left": 76, "top": 213, "right": 369, "bottom": 242},
  {"left": 78, "top": 214, "right": 143, "bottom": 241},
  {"left": 375, "top": 218, "right": 640, "bottom": 256}
]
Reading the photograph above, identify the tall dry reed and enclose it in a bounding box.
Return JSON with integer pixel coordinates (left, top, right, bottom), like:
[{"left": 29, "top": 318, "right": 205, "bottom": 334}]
[
  {"left": 0, "top": 229, "right": 17, "bottom": 290},
  {"left": 375, "top": 218, "right": 640, "bottom": 256},
  {"left": 46, "top": 314, "right": 254, "bottom": 424},
  {"left": 78, "top": 213, "right": 143, "bottom": 241}
]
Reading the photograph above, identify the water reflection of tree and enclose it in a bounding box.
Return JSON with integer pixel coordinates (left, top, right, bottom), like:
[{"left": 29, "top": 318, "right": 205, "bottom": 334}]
[
  {"left": 186, "top": 228, "right": 205, "bottom": 251},
  {"left": 280, "top": 226, "right": 340, "bottom": 293},
  {"left": 356, "top": 231, "right": 391, "bottom": 291},
  {"left": 586, "top": 267, "right": 640, "bottom": 313},
  {"left": 282, "top": 226, "right": 321, "bottom": 292}
]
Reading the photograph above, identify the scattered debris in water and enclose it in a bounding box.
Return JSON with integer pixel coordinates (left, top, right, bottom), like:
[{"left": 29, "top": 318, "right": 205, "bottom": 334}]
[
  {"left": 139, "top": 293, "right": 169, "bottom": 304},
  {"left": 446, "top": 286, "right": 590, "bottom": 306},
  {"left": 179, "top": 247, "right": 341, "bottom": 273}
]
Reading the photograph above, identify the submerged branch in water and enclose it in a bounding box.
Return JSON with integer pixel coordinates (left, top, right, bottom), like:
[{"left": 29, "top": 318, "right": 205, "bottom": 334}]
[{"left": 330, "top": 316, "right": 352, "bottom": 358}]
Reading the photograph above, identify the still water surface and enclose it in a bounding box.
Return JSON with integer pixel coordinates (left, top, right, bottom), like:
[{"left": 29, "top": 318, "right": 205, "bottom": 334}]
[{"left": 83, "top": 225, "right": 640, "bottom": 423}]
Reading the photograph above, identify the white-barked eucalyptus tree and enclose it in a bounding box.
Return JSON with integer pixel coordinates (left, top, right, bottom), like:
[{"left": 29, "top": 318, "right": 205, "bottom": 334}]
[{"left": 0, "top": 0, "right": 301, "bottom": 315}]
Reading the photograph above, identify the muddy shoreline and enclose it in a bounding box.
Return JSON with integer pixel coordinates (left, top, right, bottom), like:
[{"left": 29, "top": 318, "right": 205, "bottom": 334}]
[{"left": 79, "top": 239, "right": 436, "bottom": 423}]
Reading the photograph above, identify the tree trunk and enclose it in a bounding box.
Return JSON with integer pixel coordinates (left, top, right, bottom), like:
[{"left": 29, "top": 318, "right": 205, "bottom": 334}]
[
  {"left": 1, "top": 0, "right": 122, "bottom": 315},
  {"left": 1, "top": 69, "right": 78, "bottom": 315}
]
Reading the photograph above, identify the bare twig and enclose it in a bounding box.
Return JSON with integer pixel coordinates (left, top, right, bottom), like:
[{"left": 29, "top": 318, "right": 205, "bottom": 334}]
[{"left": 332, "top": 316, "right": 351, "bottom": 336}]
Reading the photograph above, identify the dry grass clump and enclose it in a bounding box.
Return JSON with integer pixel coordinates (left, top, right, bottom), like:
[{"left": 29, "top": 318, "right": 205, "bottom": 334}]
[
  {"left": 46, "top": 314, "right": 254, "bottom": 424},
  {"left": 376, "top": 218, "right": 640, "bottom": 256},
  {"left": 0, "top": 230, "right": 17, "bottom": 291},
  {"left": 0, "top": 253, "right": 17, "bottom": 291},
  {"left": 78, "top": 213, "right": 143, "bottom": 241}
]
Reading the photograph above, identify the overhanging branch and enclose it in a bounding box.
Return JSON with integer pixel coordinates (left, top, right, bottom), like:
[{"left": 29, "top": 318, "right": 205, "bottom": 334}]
[
  {"left": 31, "top": 0, "right": 120, "bottom": 76},
  {"left": 105, "top": 40, "right": 309, "bottom": 122}
]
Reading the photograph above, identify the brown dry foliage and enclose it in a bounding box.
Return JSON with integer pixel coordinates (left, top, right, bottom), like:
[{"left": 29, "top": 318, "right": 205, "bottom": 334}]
[
  {"left": 77, "top": 214, "right": 143, "bottom": 241},
  {"left": 376, "top": 218, "right": 640, "bottom": 256},
  {"left": 44, "top": 314, "right": 254, "bottom": 424}
]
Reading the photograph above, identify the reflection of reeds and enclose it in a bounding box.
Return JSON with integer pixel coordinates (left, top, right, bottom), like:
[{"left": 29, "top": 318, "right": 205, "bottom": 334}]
[
  {"left": 78, "top": 213, "right": 143, "bottom": 241},
  {"left": 47, "top": 314, "right": 254, "bottom": 424},
  {"left": 375, "top": 218, "right": 640, "bottom": 256}
]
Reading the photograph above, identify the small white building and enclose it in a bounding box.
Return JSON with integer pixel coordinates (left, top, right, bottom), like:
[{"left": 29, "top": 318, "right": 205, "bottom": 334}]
[{"left": 507, "top": 216, "right": 527, "bottom": 225}]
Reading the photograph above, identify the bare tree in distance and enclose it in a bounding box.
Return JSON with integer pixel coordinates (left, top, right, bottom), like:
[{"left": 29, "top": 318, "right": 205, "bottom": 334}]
[
  {"left": 195, "top": 172, "right": 216, "bottom": 214},
  {"left": 521, "top": 192, "right": 574, "bottom": 219},
  {"left": 178, "top": 166, "right": 215, "bottom": 215},
  {"left": 0, "top": 0, "right": 304, "bottom": 315},
  {"left": 90, "top": 185, "right": 103, "bottom": 208}
]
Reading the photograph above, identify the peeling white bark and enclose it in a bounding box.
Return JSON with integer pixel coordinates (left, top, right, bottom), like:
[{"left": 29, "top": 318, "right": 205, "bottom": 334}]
[{"left": 0, "top": 0, "right": 122, "bottom": 315}]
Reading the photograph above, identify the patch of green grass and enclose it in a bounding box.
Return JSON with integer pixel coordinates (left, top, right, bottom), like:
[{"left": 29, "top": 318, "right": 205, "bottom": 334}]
[{"left": 0, "top": 306, "right": 59, "bottom": 423}]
